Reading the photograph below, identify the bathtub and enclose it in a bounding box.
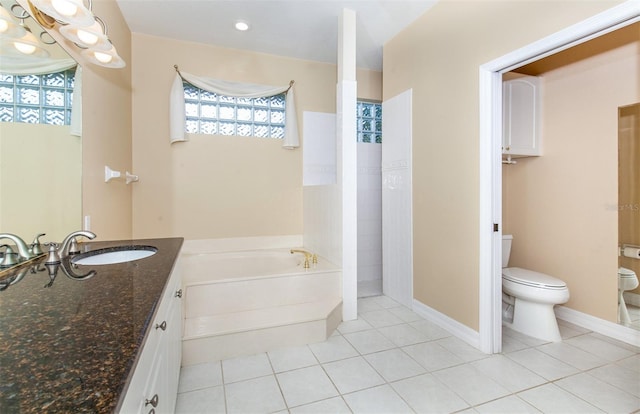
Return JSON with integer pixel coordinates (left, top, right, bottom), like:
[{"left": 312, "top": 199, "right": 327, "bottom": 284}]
[
  {"left": 180, "top": 246, "right": 343, "bottom": 363},
  {"left": 180, "top": 248, "right": 339, "bottom": 285}
]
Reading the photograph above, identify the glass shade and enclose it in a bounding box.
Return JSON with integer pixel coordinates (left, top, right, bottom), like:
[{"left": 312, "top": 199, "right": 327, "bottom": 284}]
[
  {"left": 60, "top": 20, "right": 111, "bottom": 50},
  {"left": 30, "top": 0, "right": 94, "bottom": 27},
  {"left": 5, "top": 29, "right": 50, "bottom": 58},
  {"left": 0, "top": 6, "right": 27, "bottom": 38},
  {"left": 81, "top": 44, "right": 125, "bottom": 68}
]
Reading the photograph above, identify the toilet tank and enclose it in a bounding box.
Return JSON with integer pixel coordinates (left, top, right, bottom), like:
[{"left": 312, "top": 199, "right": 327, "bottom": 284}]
[{"left": 502, "top": 235, "right": 513, "bottom": 268}]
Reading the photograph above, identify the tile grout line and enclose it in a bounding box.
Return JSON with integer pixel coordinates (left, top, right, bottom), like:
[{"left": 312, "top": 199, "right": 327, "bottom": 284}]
[{"left": 176, "top": 295, "right": 640, "bottom": 413}]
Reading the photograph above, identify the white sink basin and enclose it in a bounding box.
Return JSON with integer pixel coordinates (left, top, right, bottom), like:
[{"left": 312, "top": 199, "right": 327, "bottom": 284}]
[{"left": 71, "top": 246, "right": 157, "bottom": 266}]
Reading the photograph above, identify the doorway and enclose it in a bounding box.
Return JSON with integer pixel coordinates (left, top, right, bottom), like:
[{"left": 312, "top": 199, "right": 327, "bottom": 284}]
[
  {"left": 618, "top": 103, "right": 640, "bottom": 328},
  {"left": 479, "top": 2, "right": 640, "bottom": 353}
]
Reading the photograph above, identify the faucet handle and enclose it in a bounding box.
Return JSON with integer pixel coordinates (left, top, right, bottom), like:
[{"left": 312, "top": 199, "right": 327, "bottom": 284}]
[
  {"left": 44, "top": 242, "right": 60, "bottom": 265},
  {"left": 0, "top": 245, "right": 19, "bottom": 267},
  {"left": 30, "top": 233, "right": 46, "bottom": 255},
  {"left": 67, "top": 237, "right": 80, "bottom": 255}
]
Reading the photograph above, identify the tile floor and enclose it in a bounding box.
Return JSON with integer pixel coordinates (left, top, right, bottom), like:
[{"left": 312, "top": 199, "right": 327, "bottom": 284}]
[{"left": 175, "top": 295, "right": 640, "bottom": 413}]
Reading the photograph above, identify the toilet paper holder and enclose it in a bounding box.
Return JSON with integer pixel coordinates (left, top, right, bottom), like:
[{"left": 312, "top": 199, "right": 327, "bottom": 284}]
[{"left": 620, "top": 244, "right": 640, "bottom": 259}]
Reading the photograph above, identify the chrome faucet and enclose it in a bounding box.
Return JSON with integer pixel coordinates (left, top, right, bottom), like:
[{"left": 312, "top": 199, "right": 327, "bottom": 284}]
[
  {"left": 58, "top": 230, "right": 96, "bottom": 257},
  {"left": 0, "top": 234, "right": 34, "bottom": 260}
]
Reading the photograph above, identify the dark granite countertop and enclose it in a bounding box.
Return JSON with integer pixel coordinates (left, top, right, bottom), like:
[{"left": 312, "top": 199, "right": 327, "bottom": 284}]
[{"left": 0, "top": 237, "right": 183, "bottom": 413}]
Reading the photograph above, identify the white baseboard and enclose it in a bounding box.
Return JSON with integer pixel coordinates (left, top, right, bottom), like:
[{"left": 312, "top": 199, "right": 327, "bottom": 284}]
[
  {"left": 412, "top": 299, "right": 482, "bottom": 351},
  {"left": 412, "top": 300, "right": 640, "bottom": 351},
  {"left": 555, "top": 306, "right": 640, "bottom": 348}
]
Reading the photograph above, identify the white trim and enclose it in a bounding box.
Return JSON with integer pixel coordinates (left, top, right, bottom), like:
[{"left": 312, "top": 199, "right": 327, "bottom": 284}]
[
  {"left": 181, "top": 235, "right": 303, "bottom": 254},
  {"left": 478, "top": 68, "right": 504, "bottom": 354},
  {"left": 485, "top": 2, "right": 640, "bottom": 74},
  {"left": 479, "top": 0, "right": 640, "bottom": 353},
  {"left": 412, "top": 299, "right": 481, "bottom": 350},
  {"left": 555, "top": 306, "right": 640, "bottom": 348},
  {"left": 339, "top": 79, "right": 358, "bottom": 322}
]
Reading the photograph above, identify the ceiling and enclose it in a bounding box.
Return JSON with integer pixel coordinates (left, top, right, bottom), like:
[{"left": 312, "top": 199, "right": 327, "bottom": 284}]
[{"left": 115, "top": 0, "right": 438, "bottom": 71}]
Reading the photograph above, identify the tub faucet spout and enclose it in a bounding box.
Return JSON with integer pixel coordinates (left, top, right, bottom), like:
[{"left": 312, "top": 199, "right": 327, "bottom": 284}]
[{"left": 290, "top": 249, "right": 317, "bottom": 269}]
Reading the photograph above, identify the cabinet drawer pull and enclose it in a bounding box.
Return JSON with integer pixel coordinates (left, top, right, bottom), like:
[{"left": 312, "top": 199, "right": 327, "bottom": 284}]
[
  {"left": 155, "top": 321, "right": 167, "bottom": 331},
  {"left": 175, "top": 289, "right": 183, "bottom": 298},
  {"left": 145, "top": 394, "right": 159, "bottom": 408}
]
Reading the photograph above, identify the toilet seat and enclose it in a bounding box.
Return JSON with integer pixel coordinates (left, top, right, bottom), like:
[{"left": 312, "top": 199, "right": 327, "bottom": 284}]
[
  {"left": 619, "top": 267, "right": 637, "bottom": 279},
  {"left": 618, "top": 267, "right": 639, "bottom": 292},
  {"left": 502, "top": 267, "right": 567, "bottom": 290}
]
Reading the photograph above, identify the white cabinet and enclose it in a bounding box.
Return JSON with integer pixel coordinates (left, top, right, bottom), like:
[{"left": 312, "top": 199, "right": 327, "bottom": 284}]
[
  {"left": 119, "top": 259, "right": 183, "bottom": 414},
  {"left": 503, "top": 75, "right": 542, "bottom": 158}
]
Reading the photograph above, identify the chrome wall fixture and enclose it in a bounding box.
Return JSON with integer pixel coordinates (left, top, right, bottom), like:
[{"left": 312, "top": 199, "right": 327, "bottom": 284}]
[{"left": 0, "top": 0, "right": 125, "bottom": 68}]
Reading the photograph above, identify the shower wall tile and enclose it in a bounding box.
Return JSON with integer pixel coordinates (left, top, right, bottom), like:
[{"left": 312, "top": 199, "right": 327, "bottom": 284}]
[{"left": 358, "top": 143, "right": 382, "bottom": 286}]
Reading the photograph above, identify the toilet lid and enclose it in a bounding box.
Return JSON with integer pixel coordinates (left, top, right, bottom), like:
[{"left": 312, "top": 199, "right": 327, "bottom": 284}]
[
  {"left": 502, "top": 267, "right": 567, "bottom": 289},
  {"left": 619, "top": 267, "right": 637, "bottom": 278}
]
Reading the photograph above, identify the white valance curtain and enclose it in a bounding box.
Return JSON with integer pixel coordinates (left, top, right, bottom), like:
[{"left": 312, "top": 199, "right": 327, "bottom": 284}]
[
  {"left": 0, "top": 56, "right": 76, "bottom": 75},
  {"left": 169, "top": 71, "right": 299, "bottom": 149},
  {"left": 0, "top": 57, "right": 82, "bottom": 136}
]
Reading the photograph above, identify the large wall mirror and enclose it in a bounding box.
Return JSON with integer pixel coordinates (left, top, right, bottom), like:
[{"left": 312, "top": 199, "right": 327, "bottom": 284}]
[{"left": 0, "top": 0, "right": 81, "bottom": 245}]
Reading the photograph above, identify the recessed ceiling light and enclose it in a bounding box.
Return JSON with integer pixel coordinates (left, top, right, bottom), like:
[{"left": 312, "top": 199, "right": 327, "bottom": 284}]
[{"left": 235, "top": 20, "right": 250, "bottom": 31}]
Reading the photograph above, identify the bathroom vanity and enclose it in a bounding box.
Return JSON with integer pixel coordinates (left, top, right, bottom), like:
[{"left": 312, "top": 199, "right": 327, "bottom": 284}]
[{"left": 0, "top": 237, "right": 183, "bottom": 413}]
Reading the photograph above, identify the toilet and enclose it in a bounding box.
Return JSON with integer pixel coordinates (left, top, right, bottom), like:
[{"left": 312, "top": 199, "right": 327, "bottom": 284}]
[
  {"left": 502, "top": 235, "right": 570, "bottom": 342},
  {"left": 618, "top": 267, "right": 638, "bottom": 325}
]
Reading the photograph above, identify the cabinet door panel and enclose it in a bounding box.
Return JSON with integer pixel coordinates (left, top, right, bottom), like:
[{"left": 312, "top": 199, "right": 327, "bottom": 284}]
[
  {"left": 503, "top": 76, "right": 541, "bottom": 157},
  {"left": 118, "top": 256, "right": 183, "bottom": 414}
]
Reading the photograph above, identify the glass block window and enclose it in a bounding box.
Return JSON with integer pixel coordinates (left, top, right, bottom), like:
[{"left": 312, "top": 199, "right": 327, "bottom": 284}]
[
  {"left": 0, "top": 69, "right": 75, "bottom": 125},
  {"left": 357, "top": 100, "right": 382, "bottom": 143},
  {"left": 183, "top": 81, "right": 286, "bottom": 139}
]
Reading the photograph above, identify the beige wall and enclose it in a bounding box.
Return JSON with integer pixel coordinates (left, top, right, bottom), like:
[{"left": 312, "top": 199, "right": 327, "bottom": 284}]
[
  {"left": 81, "top": 0, "right": 133, "bottom": 241},
  {"left": 383, "top": 0, "right": 624, "bottom": 331},
  {"left": 504, "top": 30, "right": 639, "bottom": 323},
  {"left": 0, "top": 124, "right": 81, "bottom": 242},
  {"left": 130, "top": 33, "right": 380, "bottom": 240}
]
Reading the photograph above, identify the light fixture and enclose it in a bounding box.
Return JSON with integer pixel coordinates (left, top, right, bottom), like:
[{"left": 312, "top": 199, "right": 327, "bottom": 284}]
[
  {"left": 26, "top": 0, "right": 126, "bottom": 69},
  {"left": 5, "top": 27, "right": 50, "bottom": 57},
  {"left": 81, "top": 43, "right": 124, "bottom": 68},
  {"left": 0, "top": 5, "right": 26, "bottom": 37},
  {"left": 234, "top": 20, "right": 249, "bottom": 31},
  {"left": 29, "top": 0, "right": 94, "bottom": 26},
  {"left": 0, "top": 4, "right": 49, "bottom": 58},
  {"left": 59, "top": 17, "right": 110, "bottom": 50}
]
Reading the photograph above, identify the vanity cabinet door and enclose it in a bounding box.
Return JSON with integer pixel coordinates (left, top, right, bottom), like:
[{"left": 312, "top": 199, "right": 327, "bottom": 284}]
[
  {"left": 118, "top": 260, "right": 183, "bottom": 414},
  {"left": 118, "top": 322, "right": 163, "bottom": 414},
  {"left": 162, "top": 260, "right": 183, "bottom": 412},
  {"left": 503, "top": 76, "right": 542, "bottom": 157}
]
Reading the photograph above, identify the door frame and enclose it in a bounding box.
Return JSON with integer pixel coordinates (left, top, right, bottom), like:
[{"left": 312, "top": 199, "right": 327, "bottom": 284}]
[{"left": 478, "top": 1, "right": 640, "bottom": 353}]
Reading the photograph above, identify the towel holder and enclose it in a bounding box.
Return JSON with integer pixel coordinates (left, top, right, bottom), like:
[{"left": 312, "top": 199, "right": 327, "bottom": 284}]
[
  {"left": 105, "top": 165, "right": 121, "bottom": 182},
  {"left": 105, "top": 166, "right": 139, "bottom": 184}
]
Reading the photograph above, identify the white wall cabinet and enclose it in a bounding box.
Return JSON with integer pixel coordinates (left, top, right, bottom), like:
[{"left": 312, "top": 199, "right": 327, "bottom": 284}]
[
  {"left": 503, "top": 75, "right": 542, "bottom": 158},
  {"left": 119, "top": 259, "right": 183, "bottom": 414}
]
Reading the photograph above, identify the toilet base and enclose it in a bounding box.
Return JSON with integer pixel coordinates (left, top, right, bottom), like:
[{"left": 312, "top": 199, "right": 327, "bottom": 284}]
[
  {"left": 618, "top": 290, "right": 632, "bottom": 325},
  {"left": 507, "top": 298, "right": 562, "bottom": 342}
]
